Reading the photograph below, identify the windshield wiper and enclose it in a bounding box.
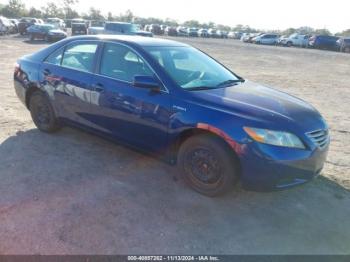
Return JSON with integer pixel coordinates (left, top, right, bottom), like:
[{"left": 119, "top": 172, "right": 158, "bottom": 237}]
[
  {"left": 184, "top": 86, "right": 218, "bottom": 91},
  {"left": 216, "top": 79, "right": 244, "bottom": 88}
]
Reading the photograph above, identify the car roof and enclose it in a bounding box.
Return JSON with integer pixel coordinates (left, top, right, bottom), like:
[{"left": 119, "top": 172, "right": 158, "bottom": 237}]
[{"left": 67, "top": 35, "right": 189, "bottom": 47}]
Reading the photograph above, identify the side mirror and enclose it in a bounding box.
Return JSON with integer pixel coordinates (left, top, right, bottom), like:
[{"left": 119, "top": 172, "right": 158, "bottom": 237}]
[{"left": 133, "top": 75, "right": 161, "bottom": 91}]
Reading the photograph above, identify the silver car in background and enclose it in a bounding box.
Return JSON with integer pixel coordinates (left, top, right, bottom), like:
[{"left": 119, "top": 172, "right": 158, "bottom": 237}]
[{"left": 253, "top": 33, "right": 280, "bottom": 45}]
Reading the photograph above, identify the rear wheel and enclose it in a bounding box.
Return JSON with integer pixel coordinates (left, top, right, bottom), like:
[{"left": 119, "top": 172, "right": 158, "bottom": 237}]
[
  {"left": 29, "top": 91, "right": 61, "bottom": 133},
  {"left": 178, "top": 134, "right": 239, "bottom": 196},
  {"left": 286, "top": 41, "right": 292, "bottom": 47}
]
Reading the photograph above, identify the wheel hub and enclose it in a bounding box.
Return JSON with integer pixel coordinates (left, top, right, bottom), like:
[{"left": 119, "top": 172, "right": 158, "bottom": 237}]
[{"left": 188, "top": 148, "right": 221, "bottom": 184}]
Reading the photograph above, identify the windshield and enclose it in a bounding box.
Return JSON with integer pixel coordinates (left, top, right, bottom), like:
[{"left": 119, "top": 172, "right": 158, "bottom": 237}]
[{"left": 144, "top": 46, "right": 242, "bottom": 90}]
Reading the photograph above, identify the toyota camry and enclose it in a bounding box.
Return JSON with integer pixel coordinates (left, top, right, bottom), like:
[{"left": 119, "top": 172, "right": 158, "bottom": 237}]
[{"left": 14, "top": 35, "right": 330, "bottom": 196}]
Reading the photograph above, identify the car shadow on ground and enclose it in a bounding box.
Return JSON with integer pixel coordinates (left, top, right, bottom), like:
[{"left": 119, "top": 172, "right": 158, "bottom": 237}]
[
  {"left": 22, "top": 39, "right": 49, "bottom": 45},
  {"left": 0, "top": 128, "right": 350, "bottom": 254}
]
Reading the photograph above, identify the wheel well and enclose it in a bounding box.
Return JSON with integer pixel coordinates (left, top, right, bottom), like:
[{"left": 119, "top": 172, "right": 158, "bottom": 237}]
[
  {"left": 25, "top": 85, "right": 40, "bottom": 109},
  {"left": 172, "top": 128, "right": 241, "bottom": 172}
]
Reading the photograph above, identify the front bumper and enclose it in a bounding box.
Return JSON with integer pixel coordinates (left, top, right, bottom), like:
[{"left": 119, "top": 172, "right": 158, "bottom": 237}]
[
  {"left": 48, "top": 35, "right": 67, "bottom": 40},
  {"left": 239, "top": 141, "right": 329, "bottom": 191}
]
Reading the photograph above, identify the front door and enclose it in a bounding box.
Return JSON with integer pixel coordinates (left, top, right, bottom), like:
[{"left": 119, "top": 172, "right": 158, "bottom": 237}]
[{"left": 89, "top": 42, "right": 172, "bottom": 153}]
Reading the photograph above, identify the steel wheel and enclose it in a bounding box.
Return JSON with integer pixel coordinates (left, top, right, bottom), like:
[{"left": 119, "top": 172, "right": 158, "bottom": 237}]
[
  {"left": 29, "top": 91, "right": 61, "bottom": 133},
  {"left": 178, "top": 134, "right": 239, "bottom": 196}
]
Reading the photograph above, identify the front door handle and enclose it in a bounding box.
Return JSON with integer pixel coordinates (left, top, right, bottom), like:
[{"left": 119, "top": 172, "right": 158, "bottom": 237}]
[{"left": 92, "top": 83, "right": 104, "bottom": 92}]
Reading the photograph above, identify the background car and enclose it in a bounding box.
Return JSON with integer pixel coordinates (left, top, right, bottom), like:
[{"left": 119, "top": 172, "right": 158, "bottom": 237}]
[
  {"left": 88, "top": 22, "right": 153, "bottom": 37},
  {"left": 46, "top": 17, "right": 66, "bottom": 30},
  {"left": 233, "top": 31, "right": 244, "bottom": 39},
  {"left": 187, "top": 28, "right": 199, "bottom": 37},
  {"left": 18, "top": 17, "right": 42, "bottom": 35},
  {"left": 9, "top": 19, "right": 19, "bottom": 33},
  {"left": 71, "top": 22, "right": 87, "bottom": 35},
  {"left": 27, "top": 24, "right": 67, "bottom": 42},
  {"left": 279, "top": 33, "right": 310, "bottom": 47},
  {"left": 150, "top": 24, "right": 163, "bottom": 35},
  {"left": 90, "top": 20, "right": 105, "bottom": 27},
  {"left": 253, "top": 33, "right": 280, "bottom": 45},
  {"left": 0, "top": 16, "right": 12, "bottom": 35},
  {"left": 176, "top": 26, "right": 188, "bottom": 37},
  {"left": 277, "top": 35, "right": 287, "bottom": 45},
  {"left": 336, "top": 37, "right": 350, "bottom": 53},
  {"left": 308, "top": 35, "right": 340, "bottom": 51},
  {"left": 165, "top": 26, "right": 177, "bottom": 36},
  {"left": 198, "top": 28, "right": 209, "bottom": 37},
  {"left": 217, "top": 30, "right": 228, "bottom": 38},
  {"left": 208, "top": 28, "right": 220, "bottom": 38},
  {"left": 241, "top": 33, "right": 263, "bottom": 43}
]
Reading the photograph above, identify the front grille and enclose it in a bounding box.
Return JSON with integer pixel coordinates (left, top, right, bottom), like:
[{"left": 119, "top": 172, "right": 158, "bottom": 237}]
[{"left": 306, "top": 129, "right": 329, "bottom": 149}]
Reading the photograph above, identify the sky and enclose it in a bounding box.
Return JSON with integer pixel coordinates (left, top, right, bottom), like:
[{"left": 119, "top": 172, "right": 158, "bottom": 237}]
[{"left": 1, "top": 0, "right": 349, "bottom": 33}]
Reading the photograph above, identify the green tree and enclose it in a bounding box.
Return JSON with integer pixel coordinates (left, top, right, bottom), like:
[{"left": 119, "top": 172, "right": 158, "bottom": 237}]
[
  {"left": 28, "top": 7, "right": 42, "bottom": 18},
  {"left": 62, "top": 0, "right": 78, "bottom": 19},
  {"left": 282, "top": 28, "right": 296, "bottom": 36},
  {"left": 164, "top": 18, "right": 178, "bottom": 26},
  {"left": 0, "top": 0, "right": 26, "bottom": 17},
  {"left": 118, "top": 9, "right": 133, "bottom": 22},
  {"left": 107, "top": 12, "right": 113, "bottom": 21},
  {"left": 336, "top": 29, "right": 350, "bottom": 37},
  {"left": 296, "top": 26, "right": 314, "bottom": 35},
  {"left": 183, "top": 20, "right": 201, "bottom": 28},
  {"left": 314, "top": 28, "right": 331, "bottom": 36},
  {"left": 41, "top": 2, "right": 64, "bottom": 18},
  {"left": 86, "top": 7, "right": 104, "bottom": 20}
]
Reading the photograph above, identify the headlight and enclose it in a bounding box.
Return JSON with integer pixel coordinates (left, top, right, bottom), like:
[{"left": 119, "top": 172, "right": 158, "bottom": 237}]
[{"left": 243, "top": 127, "right": 305, "bottom": 149}]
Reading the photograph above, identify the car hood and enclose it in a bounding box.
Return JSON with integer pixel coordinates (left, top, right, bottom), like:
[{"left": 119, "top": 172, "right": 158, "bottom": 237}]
[{"left": 191, "top": 80, "right": 325, "bottom": 131}]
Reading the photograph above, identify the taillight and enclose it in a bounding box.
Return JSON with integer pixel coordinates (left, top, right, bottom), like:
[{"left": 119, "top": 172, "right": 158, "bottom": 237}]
[
  {"left": 14, "top": 62, "right": 20, "bottom": 73},
  {"left": 14, "top": 62, "right": 21, "bottom": 77}
]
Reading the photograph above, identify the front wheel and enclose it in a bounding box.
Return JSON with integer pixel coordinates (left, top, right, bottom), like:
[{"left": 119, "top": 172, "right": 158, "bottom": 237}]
[
  {"left": 178, "top": 134, "right": 239, "bottom": 196},
  {"left": 29, "top": 91, "right": 61, "bottom": 133}
]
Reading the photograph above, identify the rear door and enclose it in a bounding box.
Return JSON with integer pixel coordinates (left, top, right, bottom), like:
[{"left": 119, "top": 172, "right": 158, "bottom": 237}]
[
  {"left": 39, "top": 40, "right": 100, "bottom": 126},
  {"left": 89, "top": 42, "right": 172, "bottom": 152}
]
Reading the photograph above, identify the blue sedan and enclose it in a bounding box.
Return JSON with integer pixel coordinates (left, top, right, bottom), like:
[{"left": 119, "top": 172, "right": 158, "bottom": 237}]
[{"left": 13, "top": 35, "right": 329, "bottom": 196}]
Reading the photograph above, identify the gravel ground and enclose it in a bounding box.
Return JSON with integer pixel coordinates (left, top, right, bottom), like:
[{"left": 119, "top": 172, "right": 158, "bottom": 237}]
[{"left": 0, "top": 35, "right": 349, "bottom": 254}]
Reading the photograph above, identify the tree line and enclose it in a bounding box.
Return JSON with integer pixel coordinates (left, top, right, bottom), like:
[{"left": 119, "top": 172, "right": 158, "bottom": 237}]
[{"left": 1, "top": 0, "right": 349, "bottom": 36}]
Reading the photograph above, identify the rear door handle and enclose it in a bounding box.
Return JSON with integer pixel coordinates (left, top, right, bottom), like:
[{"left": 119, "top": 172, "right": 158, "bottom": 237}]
[
  {"left": 92, "top": 83, "right": 104, "bottom": 92},
  {"left": 43, "top": 68, "right": 51, "bottom": 76}
]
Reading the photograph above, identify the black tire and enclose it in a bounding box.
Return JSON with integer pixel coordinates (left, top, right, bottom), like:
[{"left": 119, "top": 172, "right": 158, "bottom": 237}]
[
  {"left": 178, "top": 134, "right": 239, "bottom": 196},
  {"left": 29, "top": 91, "right": 61, "bottom": 133},
  {"left": 286, "top": 41, "right": 292, "bottom": 47}
]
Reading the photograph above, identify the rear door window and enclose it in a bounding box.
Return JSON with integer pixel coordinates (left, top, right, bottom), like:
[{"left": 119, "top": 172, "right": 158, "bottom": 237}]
[
  {"left": 61, "top": 43, "right": 98, "bottom": 72},
  {"left": 45, "top": 47, "right": 65, "bottom": 65}
]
